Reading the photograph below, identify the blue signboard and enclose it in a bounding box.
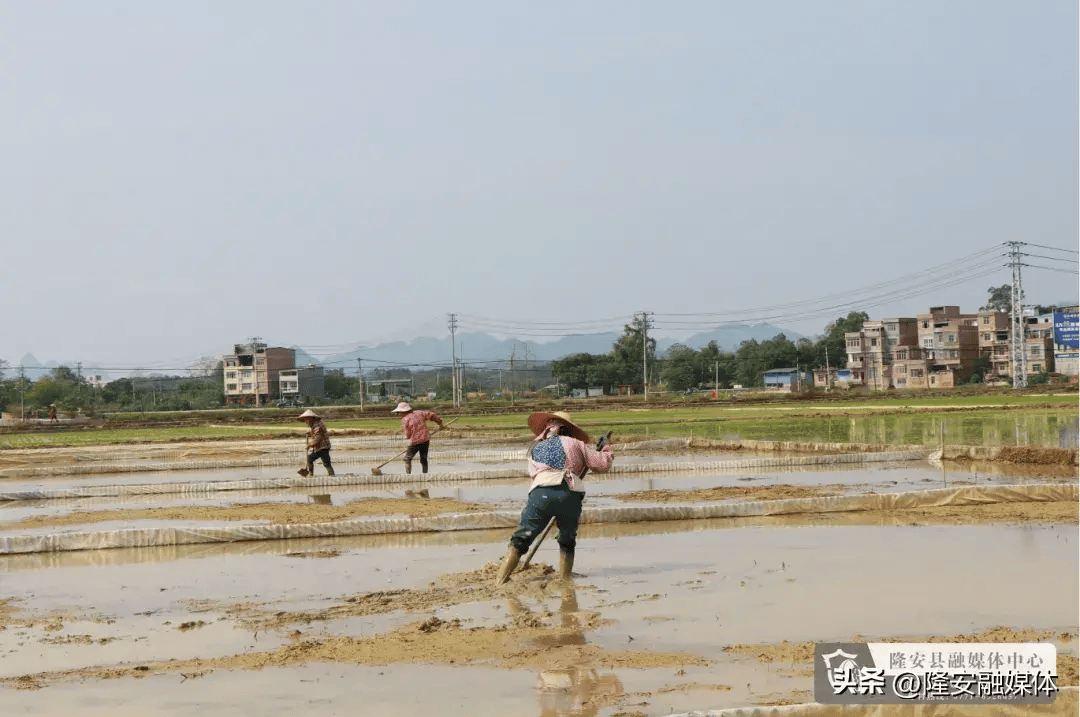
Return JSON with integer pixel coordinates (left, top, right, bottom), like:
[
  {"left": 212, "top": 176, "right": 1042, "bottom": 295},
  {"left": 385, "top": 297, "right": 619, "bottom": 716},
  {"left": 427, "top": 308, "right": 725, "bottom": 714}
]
[{"left": 1054, "top": 312, "right": 1079, "bottom": 348}]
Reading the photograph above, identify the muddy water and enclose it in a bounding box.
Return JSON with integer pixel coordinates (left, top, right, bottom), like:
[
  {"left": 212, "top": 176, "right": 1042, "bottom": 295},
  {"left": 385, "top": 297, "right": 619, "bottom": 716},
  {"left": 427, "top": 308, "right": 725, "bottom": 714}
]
[
  {"left": 0, "top": 519, "right": 1074, "bottom": 715},
  {"left": 631, "top": 410, "right": 1080, "bottom": 448},
  {"left": 0, "top": 459, "right": 1072, "bottom": 529}
]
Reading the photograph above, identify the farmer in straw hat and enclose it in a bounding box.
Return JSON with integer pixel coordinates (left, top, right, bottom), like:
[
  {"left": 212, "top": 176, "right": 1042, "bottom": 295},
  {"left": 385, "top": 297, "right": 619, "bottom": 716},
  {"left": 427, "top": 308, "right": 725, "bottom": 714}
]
[
  {"left": 390, "top": 402, "right": 445, "bottom": 475},
  {"left": 297, "top": 409, "right": 335, "bottom": 476},
  {"left": 495, "top": 411, "right": 614, "bottom": 586}
]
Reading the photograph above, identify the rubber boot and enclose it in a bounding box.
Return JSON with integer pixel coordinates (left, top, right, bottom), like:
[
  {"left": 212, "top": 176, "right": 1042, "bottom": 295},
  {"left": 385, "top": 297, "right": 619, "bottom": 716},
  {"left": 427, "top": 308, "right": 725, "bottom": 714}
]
[
  {"left": 404, "top": 460, "right": 412, "bottom": 476},
  {"left": 559, "top": 547, "right": 575, "bottom": 580},
  {"left": 494, "top": 545, "right": 522, "bottom": 586},
  {"left": 326, "top": 466, "right": 335, "bottom": 477}
]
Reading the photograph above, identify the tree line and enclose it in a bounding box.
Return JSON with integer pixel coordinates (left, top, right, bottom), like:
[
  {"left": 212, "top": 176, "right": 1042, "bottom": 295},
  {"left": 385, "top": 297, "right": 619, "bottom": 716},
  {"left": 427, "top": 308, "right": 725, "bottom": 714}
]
[
  {"left": 0, "top": 362, "right": 228, "bottom": 415},
  {"left": 550, "top": 312, "right": 871, "bottom": 393}
]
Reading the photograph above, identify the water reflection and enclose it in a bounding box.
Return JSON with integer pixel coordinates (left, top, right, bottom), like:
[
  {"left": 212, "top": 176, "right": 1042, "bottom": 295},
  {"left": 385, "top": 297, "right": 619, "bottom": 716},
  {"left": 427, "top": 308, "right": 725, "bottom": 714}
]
[
  {"left": 646, "top": 411, "right": 1079, "bottom": 448},
  {"left": 516, "top": 585, "right": 624, "bottom": 717}
]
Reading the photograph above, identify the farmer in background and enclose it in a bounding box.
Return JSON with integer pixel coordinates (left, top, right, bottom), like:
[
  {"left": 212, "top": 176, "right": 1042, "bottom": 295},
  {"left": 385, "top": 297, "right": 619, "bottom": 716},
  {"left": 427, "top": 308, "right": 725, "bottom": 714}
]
[
  {"left": 390, "top": 402, "right": 444, "bottom": 474},
  {"left": 297, "top": 409, "right": 335, "bottom": 476},
  {"left": 48, "top": 404, "right": 58, "bottom": 423},
  {"left": 495, "top": 411, "right": 613, "bottom": 585}
]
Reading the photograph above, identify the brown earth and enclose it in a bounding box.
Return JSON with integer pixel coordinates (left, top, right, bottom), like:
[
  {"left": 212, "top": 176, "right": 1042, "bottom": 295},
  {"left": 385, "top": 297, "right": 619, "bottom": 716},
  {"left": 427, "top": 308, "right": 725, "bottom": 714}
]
[
  {"left": 996, "top": 446, "right": 1078, "bottom": 465},
  {"left": 6, "top": 596, "right": 710, "bottom": 691},
  {"left": 608, "top": 484, "right": 1077, "bottom": 524},
  {"left": 0, "top": 598, "right": 20, "bottom": 628},
  {"left": 884, "top": 500, "right": 1078, "bottom": 525},
  {"left": 611, "top": 484, "right": 845, "bottom": 503},
  {"left": 222, "top": 560, "right": 592, "bottom": 631},
  {"left": 0, "top": 497, "right": 485, "bottom": 531}
]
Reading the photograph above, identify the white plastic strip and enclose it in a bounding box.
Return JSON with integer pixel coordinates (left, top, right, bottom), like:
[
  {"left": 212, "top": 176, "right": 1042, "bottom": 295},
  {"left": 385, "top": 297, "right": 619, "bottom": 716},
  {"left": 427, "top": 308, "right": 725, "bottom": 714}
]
[
  {"left": 0, "top": 483, "right": 1071, "bottom": 555},
  {"left": 0, "top": 450, "right": 930, "bottom": 501}
]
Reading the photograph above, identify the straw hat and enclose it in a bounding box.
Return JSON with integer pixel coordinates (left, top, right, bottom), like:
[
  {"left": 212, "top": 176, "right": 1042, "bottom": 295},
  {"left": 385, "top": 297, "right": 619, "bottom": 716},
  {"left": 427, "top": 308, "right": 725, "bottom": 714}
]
[
  {"left": 390, "top": 402, "right": 413, "bottom": 413},
  {"left": 296, "top": 409, "right": 321, "bottom": 421},
  {"left": 528, "top": 411, "right": 590, "bottom": 444}
]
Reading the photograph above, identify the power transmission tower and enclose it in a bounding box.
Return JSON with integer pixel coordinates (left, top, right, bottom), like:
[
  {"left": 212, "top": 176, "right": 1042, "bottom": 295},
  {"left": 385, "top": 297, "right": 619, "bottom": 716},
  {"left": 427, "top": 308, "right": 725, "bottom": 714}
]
[
  {"left": 447, "top": 314, "right": 458, "bottom": 407},
  {"left": 1007, "top": 242, "right": 1028, "bottom": 389}
]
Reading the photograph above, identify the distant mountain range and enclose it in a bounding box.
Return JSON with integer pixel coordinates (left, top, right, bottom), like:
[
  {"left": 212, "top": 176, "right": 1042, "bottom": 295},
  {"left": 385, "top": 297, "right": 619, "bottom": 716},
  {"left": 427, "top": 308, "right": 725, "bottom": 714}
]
[
  {"left": 10, "top": 323, "right": 804, "bottom": 381},
  {"left": 321, "top": 323, "right": 804, "bottom": 370}
]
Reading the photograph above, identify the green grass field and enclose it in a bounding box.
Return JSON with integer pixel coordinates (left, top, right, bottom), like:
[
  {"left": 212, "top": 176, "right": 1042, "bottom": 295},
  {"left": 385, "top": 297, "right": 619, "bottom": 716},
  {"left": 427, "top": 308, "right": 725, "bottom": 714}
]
[{"left": 2, "top": 394, "right": 1076, "bottom": 449}]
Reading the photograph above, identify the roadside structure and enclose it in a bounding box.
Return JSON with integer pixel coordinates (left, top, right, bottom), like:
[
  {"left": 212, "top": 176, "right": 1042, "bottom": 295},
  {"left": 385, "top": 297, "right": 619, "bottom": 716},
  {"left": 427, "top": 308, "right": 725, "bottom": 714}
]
[
  {"left": 844, "top": 303, "right": 1068, "bottom": 390},
  {"left": 223, "top": 342, "right": 322, "bottom": 406}
]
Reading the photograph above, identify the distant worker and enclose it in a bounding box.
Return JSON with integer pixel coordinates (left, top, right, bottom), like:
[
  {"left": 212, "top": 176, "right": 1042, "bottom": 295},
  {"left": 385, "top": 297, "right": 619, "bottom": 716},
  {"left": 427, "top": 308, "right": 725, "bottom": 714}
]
[
  {"left": 495, "top": 411, "right": 613, "bottom": 586},
  {"left": 297, "top": 409, "right": 335, "bottom": 477},
  {"left": 48, "top": 404, "right": 58, "bottom": 423},
  {"left": 390, "top": 402, "right": 444, "bottom": 475}
]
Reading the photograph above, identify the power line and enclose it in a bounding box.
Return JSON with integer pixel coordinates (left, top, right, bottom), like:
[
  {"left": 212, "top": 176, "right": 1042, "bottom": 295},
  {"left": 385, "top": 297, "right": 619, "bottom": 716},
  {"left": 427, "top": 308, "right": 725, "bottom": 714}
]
[
  {"left": 1018, "top": 251, "right": 1080, "bottom": 263},
  {"left": 1021, "top": 263, "right": 1080, "bottom": 275},
  {"left": 1019, "top": 241, "right": 1079, "bottom": 255}
]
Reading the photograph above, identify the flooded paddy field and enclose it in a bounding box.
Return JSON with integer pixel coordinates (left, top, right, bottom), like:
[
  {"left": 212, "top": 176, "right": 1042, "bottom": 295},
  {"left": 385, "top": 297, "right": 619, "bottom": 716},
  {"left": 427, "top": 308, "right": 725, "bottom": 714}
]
[
  {"left": 0, "top": 515, "right": 1075, "bottom": 715},
  {"left": 0, "top": 458, "right": 1074, "bottom": 534},
  {"left": 0, "top": 432, "right": 1075, "bottom": 715}
]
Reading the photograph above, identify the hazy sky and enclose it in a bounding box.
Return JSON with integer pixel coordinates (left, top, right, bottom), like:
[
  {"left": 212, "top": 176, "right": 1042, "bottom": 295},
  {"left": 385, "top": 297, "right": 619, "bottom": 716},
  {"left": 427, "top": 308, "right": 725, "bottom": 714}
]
[{"left": 2, "top": 1, "right": 1077, "bottom": 372}]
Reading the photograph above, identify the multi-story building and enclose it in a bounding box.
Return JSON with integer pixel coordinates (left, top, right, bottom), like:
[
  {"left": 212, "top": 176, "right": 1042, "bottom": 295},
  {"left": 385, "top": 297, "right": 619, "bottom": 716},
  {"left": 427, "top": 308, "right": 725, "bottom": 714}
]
[
  {"left": 890, "top": 345, "right": 931, "bottom": 390},
  {"left": 279, "top": 365, "right": 325, "bottom": 403},
  {"left": 845, "top": 317, "right": 918, "bottom": 390},
  {"left": 976, "top": 311, "right": 1010, "bottom": 380},
  {"left": 223, "top": 343, "right": 298, "bottom": 406},
  {"left": 846, "top": 303, "right": 1074, "bottom": 389}
]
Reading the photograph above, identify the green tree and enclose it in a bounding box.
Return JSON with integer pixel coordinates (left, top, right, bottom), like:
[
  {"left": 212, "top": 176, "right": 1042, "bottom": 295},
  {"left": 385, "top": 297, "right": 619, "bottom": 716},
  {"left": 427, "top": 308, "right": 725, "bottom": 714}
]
[
  {"left": 550, "top": 353, "right": 597, "bottom": 390},
  {"left": 25, "top": 379, "right": 70, "bottom": 408},
  {"left": 324, "top": 371, "right": 360, "bottom": 400},
  {"left": 981, "top": 285, "right": 1019, "bottom": 314},
  {"left": 662, "top": 343, "right": 700, "bottom": 392},
  {"left": 611, "top": 315, "right": 657, "bottom": 388},
  {"left": 50, "top": 365, "right": 79, "bottom": 383},
  {"left": 814, "top": 311, "right": 869, "bottom": 370},
  {"left": 968, "top": 356, "right": 991, "bottom": 385}
]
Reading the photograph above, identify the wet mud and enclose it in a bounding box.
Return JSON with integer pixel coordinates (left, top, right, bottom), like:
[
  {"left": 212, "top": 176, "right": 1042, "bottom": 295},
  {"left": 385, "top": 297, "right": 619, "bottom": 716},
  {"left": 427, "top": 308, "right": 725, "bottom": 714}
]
[
  {"left": 0, "top": 440, "right": 1075, "bottom": 715},
  {"left": 0, "top": 496, "right": 485, "bottom": 532}
]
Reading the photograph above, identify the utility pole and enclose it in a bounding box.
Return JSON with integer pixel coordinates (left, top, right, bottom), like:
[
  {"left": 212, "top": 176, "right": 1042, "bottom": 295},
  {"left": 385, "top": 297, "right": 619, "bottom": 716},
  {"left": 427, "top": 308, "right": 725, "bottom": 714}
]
[
  {"left": 640, "top": 311, "right": 652, "bottom": 402},
  {"left": 714, "top": 359, "right": 719, "bottom": 394},
  {"left": 19, "top": 366, "right": 25, "bottom": 422},
  {"left": 358, "top": 358, "right": 364, "bottom": 411},
  {"left": 509, "top": 344, "right": 516, "bottom": 405},
  {"left": 250, "top": 336, "right": 262, "bottom": 407},
  {"left": 824, "top": 345, "right": 831, "bottom": 391},
  {"left": 447, "top": 314, "right": 458, "bottom": 407},
  {"left": 1007, "top": 242, "right": 1028, "bottom": 389}
]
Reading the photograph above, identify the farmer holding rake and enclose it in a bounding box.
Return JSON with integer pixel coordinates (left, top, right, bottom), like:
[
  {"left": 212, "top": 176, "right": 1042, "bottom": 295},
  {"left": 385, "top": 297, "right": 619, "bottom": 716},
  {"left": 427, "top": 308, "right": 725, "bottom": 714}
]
[
  {"left": 297, "top": 409, "right": 335, "bottom": 477},
  {"left": 495, "top": 411, "right": 614, "bottom": 586},
  {"left": 390, "top": 402, "right": 445, "bottom": 475}
]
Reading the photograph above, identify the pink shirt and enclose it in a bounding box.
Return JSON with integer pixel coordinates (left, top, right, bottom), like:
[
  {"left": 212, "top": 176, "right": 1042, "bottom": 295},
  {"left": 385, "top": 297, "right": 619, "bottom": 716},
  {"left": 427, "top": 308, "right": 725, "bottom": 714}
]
[
  {"left": 527, "top": 435, "right": 613, "bottom": 493},
  {"left": 401, "top": 410, "right": 441, "bottom": 445}
]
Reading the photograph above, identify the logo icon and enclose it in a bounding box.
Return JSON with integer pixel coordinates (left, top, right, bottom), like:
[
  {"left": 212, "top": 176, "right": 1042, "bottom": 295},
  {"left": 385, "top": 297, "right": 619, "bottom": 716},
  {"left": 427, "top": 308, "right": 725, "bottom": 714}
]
[{"left": 822, "top": 648, "right": 861, "bottom": 693}]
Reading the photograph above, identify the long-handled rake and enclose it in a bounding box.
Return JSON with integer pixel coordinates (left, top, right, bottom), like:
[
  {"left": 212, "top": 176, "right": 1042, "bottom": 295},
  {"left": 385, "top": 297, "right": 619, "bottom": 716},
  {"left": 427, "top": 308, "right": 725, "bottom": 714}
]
[{"left": 371, "top": 417, "right": 459, "bottom": 476}]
